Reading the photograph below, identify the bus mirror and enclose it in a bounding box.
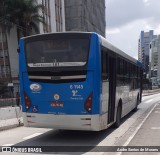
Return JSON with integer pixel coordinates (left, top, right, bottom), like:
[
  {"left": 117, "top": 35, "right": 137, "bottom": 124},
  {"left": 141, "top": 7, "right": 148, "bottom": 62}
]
[{"left": 17, "top": 48, "right": 20, "bottom": 53}]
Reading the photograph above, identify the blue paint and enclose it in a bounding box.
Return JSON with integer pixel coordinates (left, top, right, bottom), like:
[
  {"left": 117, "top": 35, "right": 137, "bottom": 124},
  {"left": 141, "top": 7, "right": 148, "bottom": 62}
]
[{"left": 19, "top": 33, "right": 102, "bottom": 115}]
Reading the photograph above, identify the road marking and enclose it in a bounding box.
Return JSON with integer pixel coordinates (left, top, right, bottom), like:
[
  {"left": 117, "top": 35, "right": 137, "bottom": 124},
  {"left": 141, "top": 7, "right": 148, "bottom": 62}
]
[
  {"left": 154, "top": 111, "right": 160, "bottom": 114},
  {"left": 151, "top": 127, "right": 160, "bottom": 130},
  {"left": 2, "top": 144, "right": 14, "bottom": 146},
  {"left": 23, "top": 133, "right": 42, "bottom": 140},
  {"left": 145, "top": 99, "right": 153, "bottom": 103},
  {"left": 1, "top": 108, "right": 11, "bottom": 110},
  {"left": 116, "top": 103, "right": 158, "bottom": 155}
]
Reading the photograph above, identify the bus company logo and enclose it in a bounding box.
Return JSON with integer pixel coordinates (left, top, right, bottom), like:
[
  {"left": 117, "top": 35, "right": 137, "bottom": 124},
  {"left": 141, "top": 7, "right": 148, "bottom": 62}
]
[
  {"left": 54, "top": 94, "right": 60, "bottom": 101},
  {"left": 2, "top": 147, "right": 11, "bottom": 152},
  {"left": 30, "top": 84, "right": 42, "bottom": 92}
]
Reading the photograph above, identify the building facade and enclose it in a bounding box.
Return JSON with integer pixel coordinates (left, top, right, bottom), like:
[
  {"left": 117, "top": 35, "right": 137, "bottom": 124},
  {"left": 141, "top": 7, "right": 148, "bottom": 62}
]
[
  {"left": 138, "top": 30, "right": 157, "bottom": 74},
  {"left": 0, "top": 26, "right": 14, "bottom": 97},
  {"left": 0, "top": 0, "right": 65, "bottom": 98},
  {"left": 64, "top": 0, "right": 106, "bottom": 37},
  {"left": 0, "top": 0, "right": 18, "bottom": 97},
  {"left": 149, "top": 35, "right": 160, "bottom": 85},
  {"left": 38, "top": 0, "right": 65, "bottom": 33}
]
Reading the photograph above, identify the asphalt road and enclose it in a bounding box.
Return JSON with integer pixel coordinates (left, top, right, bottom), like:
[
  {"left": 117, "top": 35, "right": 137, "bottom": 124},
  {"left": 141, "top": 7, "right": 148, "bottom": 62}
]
[{"left": 0, "top": 93, "right": 160, "bottom": 155}]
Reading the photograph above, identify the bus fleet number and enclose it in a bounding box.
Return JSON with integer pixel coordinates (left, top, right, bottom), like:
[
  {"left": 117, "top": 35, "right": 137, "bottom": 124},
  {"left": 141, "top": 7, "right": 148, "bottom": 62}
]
[{"left": 70, "top": 85, "right": 83, "bottom": 90}]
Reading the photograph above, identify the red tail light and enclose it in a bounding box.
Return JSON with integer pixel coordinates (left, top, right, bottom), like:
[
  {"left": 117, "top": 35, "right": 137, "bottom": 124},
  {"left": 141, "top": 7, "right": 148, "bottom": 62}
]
[
  {"left": 24, "top": 92, "right": 31, "bottom": 110},
  {"left": 84, "top": 93, "right": 93, "bottom": 113}
]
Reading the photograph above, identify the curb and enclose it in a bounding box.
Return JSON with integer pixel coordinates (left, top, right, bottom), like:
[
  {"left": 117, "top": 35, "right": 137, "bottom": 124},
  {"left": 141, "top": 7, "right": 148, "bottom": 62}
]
[
  {"left": 142, "top": 90, "right": 160, "bottom": 96},
  {"left": 0, "top": 106, "right": 23, "bottom": 131},
  {"left": 0, "top": 117, "right": 24, "bottom": 131},
  {"left": 0, "top": 124, "right": 21, "bottom": 131}
]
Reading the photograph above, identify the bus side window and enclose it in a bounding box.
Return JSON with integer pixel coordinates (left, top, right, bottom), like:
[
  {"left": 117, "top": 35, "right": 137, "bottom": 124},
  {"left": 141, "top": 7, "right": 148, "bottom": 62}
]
[
  {"left": 126, "top": 61, "right": 129, "bottom": 85},
  {"left": 120, "top": 58, "right": 124, "bottom": 85},
  {"left": 102, "top": 50, "right": 108, "bottom": 81},
  {"left": 117, "top": 57, "right": 122, "bottom": 86},
  {"left": 124, "top": 60, "right": 127, "bottom": 85},
  {"left": 130, "top": 64, "right": 135, "bottom": 90},
  {"left": 117, "top": 58, "right": 120, "bottom": 75}
]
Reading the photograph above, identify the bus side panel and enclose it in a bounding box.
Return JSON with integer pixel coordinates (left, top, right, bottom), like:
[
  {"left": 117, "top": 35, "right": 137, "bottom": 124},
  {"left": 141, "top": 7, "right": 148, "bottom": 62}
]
[{"left": 89, "top": 33, "right": 101, "bottom": 115}]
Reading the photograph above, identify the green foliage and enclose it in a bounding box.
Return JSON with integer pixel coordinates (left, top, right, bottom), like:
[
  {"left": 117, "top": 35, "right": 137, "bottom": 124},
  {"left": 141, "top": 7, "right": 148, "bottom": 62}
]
[{"left": 0, "top": 0, "right": 45, "bottom": 36}]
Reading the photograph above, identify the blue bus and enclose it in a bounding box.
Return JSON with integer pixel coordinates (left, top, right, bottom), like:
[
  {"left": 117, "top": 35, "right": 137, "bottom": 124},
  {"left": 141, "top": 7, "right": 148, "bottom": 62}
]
[{"left": 19, "top": 32, "right": 142, "bottom": 131}]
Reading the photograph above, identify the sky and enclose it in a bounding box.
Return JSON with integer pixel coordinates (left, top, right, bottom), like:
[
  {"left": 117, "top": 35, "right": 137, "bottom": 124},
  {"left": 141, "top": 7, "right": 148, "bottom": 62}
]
[{"left": 105, "top": 0, "right": 160, "bottom": 59}]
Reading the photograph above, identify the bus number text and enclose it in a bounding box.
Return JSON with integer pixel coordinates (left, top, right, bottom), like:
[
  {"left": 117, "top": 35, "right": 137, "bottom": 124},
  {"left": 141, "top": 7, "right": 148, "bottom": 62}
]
[{"left": 70, "top": 85, "right": 83, "bottom": 90}]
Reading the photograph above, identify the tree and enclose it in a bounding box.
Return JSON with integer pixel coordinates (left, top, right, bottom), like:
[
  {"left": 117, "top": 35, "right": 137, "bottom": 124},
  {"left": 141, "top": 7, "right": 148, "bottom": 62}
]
[{"left": 0, "top": 0, "right": 45, "bottom": 38}]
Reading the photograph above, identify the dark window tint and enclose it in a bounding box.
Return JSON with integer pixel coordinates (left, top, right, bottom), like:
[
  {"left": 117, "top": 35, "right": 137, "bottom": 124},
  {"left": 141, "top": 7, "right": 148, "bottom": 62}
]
[
  {"left": 26, "top": 39, "right": 90, "bottom": 67},
  {"left": 102, "top": 49, "right": 109, "bottom": 81}
]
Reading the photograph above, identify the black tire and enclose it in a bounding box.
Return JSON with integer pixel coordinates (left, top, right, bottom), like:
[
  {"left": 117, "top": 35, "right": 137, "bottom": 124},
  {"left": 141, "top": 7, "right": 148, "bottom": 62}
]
[
  {"left": 133, "top": 96, "right": 139, "bottom": 112},
  {"left": 113, "top": 104, "right": 122, "bottom": 128}
]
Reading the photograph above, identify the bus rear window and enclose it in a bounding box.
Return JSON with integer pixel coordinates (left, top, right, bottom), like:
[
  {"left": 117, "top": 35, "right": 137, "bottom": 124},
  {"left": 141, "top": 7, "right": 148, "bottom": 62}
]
[{"left": 26, "top": 39, "right": 90, "bottom": 67}]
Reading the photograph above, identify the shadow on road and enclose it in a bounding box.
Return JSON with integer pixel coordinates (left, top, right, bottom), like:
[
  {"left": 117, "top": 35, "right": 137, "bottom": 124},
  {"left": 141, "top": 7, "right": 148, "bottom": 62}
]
[{"left": 13, "top": 110, "right": 137, "bottom": 153}]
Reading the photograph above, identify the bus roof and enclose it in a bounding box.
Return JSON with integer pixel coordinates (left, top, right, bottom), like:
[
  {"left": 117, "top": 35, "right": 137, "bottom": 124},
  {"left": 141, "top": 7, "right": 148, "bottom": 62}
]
[
  {"left": 20, "top": 31, "right": 92, "bottom": 40},
  {"left": 99, "top": 34, "right": 141, "bottom": 66}
]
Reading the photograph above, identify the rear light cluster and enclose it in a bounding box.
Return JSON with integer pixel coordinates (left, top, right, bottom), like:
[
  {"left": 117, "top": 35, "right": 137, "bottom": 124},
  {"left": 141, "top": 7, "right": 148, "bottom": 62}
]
[
  {"left": 84, "top": 93, "right": 93, "bottom": 113},
  {"left": 24, "top": 92, "right": 32, "bottom": 111}
]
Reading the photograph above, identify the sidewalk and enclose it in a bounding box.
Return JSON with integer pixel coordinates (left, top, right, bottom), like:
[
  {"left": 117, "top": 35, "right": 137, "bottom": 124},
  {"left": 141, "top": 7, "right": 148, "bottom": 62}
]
[
  {"left": 0, "top": 106, "right": 23, "bottom": 131},
  {"left": 142, "top": 88, "right": 160, "bottom": 96},
  {"left": 128, "top": 103, "right": 160, "bottom": 146}
]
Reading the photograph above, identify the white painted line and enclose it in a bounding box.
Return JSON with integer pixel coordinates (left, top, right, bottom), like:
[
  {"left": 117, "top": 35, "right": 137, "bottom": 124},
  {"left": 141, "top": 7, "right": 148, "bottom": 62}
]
[
  {"left": 23, "top": 133, "right": 42, "bottom": 140},
  {"left": 145, "top": 99, "right": 153, "bottom": 103},
  {"left": 116, "top": 103, "right": 158, "bottom": 155},
  {"left": 2, "top": 144, "right": 14, "bottom": 146},
  {"left": 1, "top": 108, "right": 10, "bottom": 110},
  {"left": 154, "top": 111, "right": 160, "bottom": 114},
  {"left": 151, "top": 127, "right": 160, "bottom": 130}
]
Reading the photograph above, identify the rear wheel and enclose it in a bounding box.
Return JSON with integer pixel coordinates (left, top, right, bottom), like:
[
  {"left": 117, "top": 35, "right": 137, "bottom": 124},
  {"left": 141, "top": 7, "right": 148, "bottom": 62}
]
[{"left": 113, "top": 104, "right": 122, "bottom": 128}]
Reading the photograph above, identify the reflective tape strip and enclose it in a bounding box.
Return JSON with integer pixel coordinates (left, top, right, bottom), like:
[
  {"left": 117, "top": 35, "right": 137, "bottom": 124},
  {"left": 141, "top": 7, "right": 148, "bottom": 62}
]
[
  {"left": 61, "top": 75, "right": 86, "bottom": 79},
  {"left": 29, "top": 76, "right": 51, "bottom": 80}
]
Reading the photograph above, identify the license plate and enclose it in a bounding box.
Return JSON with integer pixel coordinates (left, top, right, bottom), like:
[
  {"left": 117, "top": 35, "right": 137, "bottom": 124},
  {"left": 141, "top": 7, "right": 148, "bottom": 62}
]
[{"left": 50, "top": 102, "right": 64, "bottom": 107}]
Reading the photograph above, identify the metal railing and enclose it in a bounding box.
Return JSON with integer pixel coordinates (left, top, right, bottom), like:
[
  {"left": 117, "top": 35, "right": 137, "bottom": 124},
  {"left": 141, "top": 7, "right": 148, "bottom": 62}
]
[{"left": 0, "top": 98, "right": 19, "bottom": 107}]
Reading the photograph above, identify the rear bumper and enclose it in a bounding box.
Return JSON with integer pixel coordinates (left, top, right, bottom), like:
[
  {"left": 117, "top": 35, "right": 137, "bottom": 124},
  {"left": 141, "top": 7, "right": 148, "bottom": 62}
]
[{"left": 22, "top": 113, "right": 101, "bottom": 131}]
